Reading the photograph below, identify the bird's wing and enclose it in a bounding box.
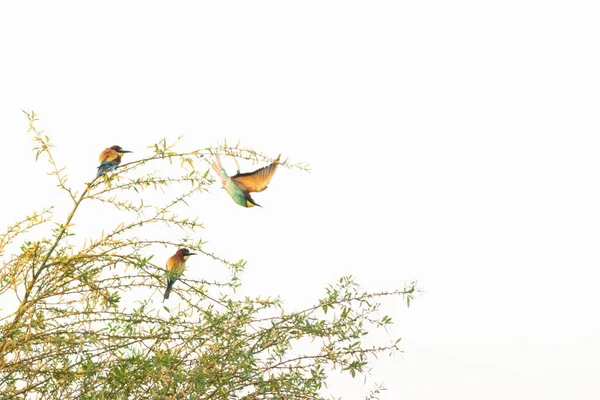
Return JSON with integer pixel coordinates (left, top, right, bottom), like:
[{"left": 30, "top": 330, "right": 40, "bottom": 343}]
[
  {"left": 99, "top": 148, "right": 119, "bottom": 163},
  {"left": 166, "top": 257, "right": 176, "bottom": 271},
  {"left": 231, "top": 155, "right": 280, "bottom": 193},
  {"left": 166, "top": 256, "right": 185, "bottom": 276}
]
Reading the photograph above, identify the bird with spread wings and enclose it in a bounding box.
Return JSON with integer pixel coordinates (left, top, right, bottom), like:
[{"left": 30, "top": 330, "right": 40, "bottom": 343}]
[{"left": 211, "top": 154, "right": 281, "bottom": 207}]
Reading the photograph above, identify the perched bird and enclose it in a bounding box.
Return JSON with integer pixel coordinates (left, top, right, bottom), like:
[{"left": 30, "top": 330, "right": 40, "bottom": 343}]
[
  {"left": 97, "top": 145, "right": 133, "bottom": 177},
  {"left": 163, "top": 248, "right": 197, "bottom": 302},
  {"left": 211, "top": 154, "right": 281, "bottom": 208}
]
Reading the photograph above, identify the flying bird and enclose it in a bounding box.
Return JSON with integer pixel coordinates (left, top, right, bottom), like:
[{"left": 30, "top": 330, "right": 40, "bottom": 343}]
[
  {"left": 211, "top": 154, "right": 281, "bottom": 208},
  {"left": 163, "top": 248, "right": 197, "bottom": 302},
  {"left": 97, "top": 145, "right": 132, "bottom": 177}
]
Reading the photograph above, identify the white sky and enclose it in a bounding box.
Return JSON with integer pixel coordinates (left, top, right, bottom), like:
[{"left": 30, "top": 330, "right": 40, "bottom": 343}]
[{"left": 1, "top": 1, "right": 600, "bottom": 399}]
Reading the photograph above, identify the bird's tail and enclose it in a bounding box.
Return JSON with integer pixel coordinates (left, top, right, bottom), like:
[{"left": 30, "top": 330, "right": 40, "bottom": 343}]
[
  {"left": 211, "top": 154, "right": 227, "bottom": 180},
  {"left": 163, "top": 280, "right": 174, "bottom": 302},
  {"left": 96, "top": 163, "right": 113, "bottom": 177},
  {"left": 96, "top": 165, "right": 107, "bottom": 177}
]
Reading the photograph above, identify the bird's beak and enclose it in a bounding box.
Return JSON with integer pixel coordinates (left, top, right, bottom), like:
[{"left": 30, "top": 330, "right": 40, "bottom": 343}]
[
  {"left": 122, "top": 150, "right": 133, "bottom": 153},
  {"left": 188, "top": 253, "right": 198, "bottom": 256}
]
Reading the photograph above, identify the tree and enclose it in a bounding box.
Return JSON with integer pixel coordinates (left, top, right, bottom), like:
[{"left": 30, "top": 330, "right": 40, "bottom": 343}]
[{"left": 0, "top": 111, "right": 418, "bottom": 399}]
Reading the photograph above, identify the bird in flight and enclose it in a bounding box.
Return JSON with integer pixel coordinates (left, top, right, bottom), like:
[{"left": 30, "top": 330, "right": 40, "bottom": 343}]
[
  {"left": 211, "top": 154, "right": 281, "bottom": 207},
  {"left": 163, "top": 248, "right": 197, "bottom": 302},
  {"left": 97, "top": 145, "right": 132, "bottom": 177}
]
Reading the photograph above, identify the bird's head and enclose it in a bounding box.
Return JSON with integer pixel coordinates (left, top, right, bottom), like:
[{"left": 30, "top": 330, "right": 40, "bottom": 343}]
[
  {"left": 110, "top": 145, "right": 133, "bottom": 157},
  {"left": 177, "top": 248, "right": 198, "bottom": 261}
]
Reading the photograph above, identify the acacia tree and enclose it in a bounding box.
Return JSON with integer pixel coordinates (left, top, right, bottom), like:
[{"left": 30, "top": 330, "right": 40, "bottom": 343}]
[{"left": 0, "top": 111, "right": 418, "bottom": 400}]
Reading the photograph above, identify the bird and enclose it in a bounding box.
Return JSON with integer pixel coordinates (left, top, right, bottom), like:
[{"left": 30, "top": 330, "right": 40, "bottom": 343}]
[
  {"left": 163, "top": 248, "right": 197, "bottom": 302},
  {"left": 97, "top": 145, "right": 133, "bottom": 177},
  {"left": 211, "top": 154, "right": 281, "bottom": 208}
]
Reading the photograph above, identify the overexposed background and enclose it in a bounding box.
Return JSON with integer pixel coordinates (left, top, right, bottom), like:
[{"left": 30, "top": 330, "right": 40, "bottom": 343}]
[{"left": 1, "top": 1, "right": 600, "bottom": 398}]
